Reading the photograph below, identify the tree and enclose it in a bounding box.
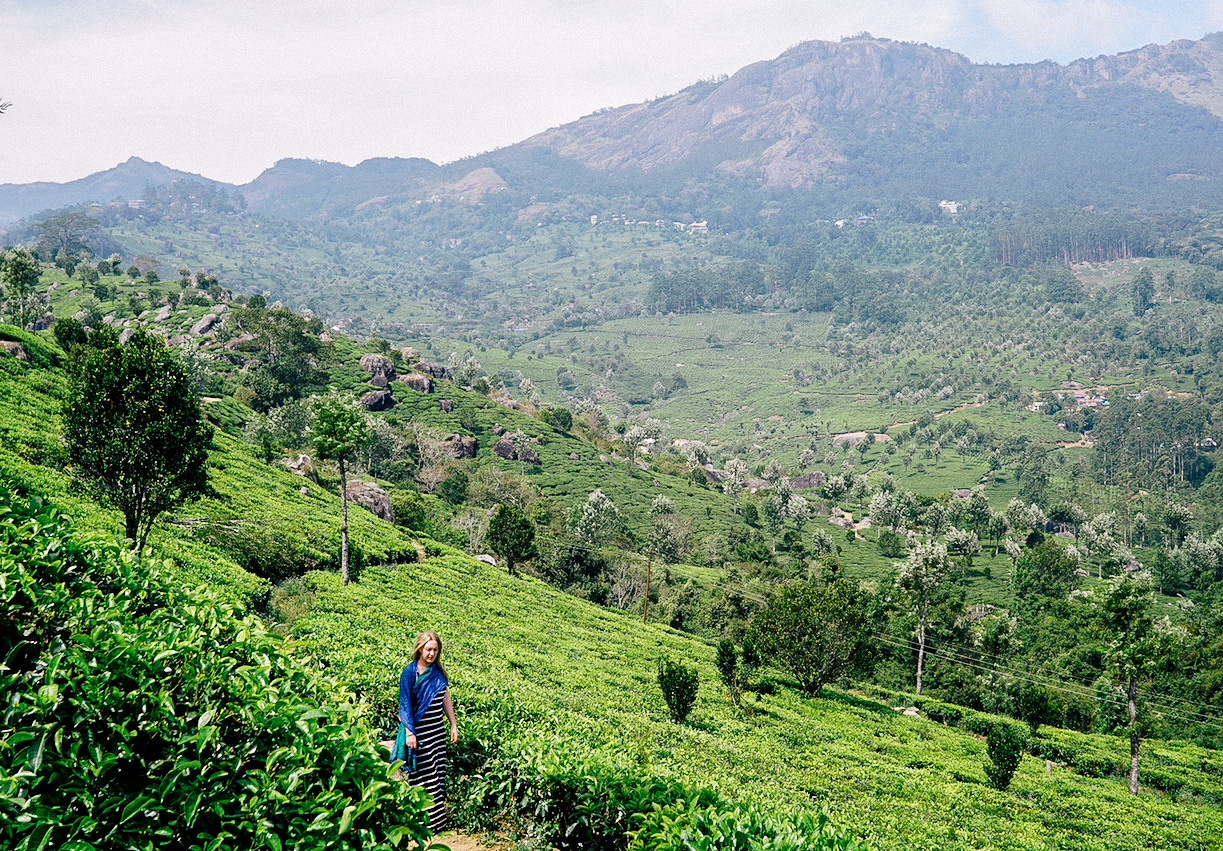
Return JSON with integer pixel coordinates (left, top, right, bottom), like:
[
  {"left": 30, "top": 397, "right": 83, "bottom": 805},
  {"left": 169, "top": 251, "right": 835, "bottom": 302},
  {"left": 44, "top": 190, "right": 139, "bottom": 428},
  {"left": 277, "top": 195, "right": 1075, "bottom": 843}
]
[
  {"left": 747, "top": 578, "right": 875, "bottom": 695},
  {"left": 1132, "top": 267, "right": 1155, "bottom": 317},
  {"left": 231, "top": 305, "right": 328, "bottom": 411},
  {"left": 1, "top": 247, "right": 41, "bottom": 329},
  {"left": 656, "top": 657, "right": 699, "bottom": 723},
  {"left": 1084, "top": 570, "right": 1185, "bottom": 795},
  {"left": 311, "top": 394, "right": 370, "bottom": 585},
  {"left": 63, "top": 330, "right": 213, "bottom": 553},
  {"left": 984, "top": 723, "right": 1026, "bottom": 790},
  {"left": 35, "top": 211, "right": 98, "bottom": 256},
  {"left": 895, "top": 540, "right": 954, "bottom": 695},
  {"left": 486, "top": 503, "right": 536, "bottom": 576}
]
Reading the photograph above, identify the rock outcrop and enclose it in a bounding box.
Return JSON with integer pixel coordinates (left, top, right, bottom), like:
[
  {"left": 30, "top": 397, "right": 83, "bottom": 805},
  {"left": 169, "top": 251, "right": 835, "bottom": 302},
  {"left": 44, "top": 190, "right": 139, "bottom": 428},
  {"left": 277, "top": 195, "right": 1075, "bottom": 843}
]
[
  {"left": 345, "top": 480, "right": 393, "bottom": 522},
  {"left": 360, "top": 389, "right": 394, "bottom": 411}
]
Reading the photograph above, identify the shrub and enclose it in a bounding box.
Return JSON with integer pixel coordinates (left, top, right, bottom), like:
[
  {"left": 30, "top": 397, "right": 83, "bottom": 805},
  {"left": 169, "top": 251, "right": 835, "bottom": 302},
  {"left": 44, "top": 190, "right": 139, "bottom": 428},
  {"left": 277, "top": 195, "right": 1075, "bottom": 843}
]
[
  {"left": 984, "top": 723, "right": 1026, "bottom": 790},
  {"left": 657, "top": 656, "right": 699, "bottom": 723}
]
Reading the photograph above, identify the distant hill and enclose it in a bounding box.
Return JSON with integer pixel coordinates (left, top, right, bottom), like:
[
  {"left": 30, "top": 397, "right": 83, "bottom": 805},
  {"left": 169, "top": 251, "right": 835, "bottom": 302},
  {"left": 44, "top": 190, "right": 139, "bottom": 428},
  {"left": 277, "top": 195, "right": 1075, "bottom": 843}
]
[
  {"left": 516, "top": 33, "right": 1223, "bottom": 207},
  {"left": 7, "top": 34, "right": 1223, "bottom": 227},
  {"left": 0, "top": 157, "right": 227, "bottom": 227}
]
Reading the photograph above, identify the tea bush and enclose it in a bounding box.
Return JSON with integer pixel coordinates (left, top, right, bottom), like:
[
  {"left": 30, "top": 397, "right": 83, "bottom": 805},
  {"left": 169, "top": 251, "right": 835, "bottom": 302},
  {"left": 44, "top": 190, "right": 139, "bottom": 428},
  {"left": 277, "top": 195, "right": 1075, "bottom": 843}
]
[
  {"left": 984, "top": 723, "right": 1026, "bottom": 790},
  {"left": 0, "top": 487, "right": 439, "bottom": 851},
  {"left": 630, "top": 797, "right": 869, "bottom": 851}
]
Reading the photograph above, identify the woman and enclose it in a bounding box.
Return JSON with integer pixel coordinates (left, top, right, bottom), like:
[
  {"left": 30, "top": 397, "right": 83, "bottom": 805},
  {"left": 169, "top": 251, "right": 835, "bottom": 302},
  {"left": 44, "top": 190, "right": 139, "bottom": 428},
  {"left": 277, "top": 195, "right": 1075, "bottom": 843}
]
[{"left": 395, "top": 630, "right": 458, "bottom": 832}]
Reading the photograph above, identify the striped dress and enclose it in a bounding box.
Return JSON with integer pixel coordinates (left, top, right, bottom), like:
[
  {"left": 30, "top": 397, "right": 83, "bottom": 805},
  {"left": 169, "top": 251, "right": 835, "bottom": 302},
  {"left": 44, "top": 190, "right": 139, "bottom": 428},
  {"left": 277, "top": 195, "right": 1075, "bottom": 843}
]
[{"left": 409, "top": 689, "right": 450, "bottom": 831}]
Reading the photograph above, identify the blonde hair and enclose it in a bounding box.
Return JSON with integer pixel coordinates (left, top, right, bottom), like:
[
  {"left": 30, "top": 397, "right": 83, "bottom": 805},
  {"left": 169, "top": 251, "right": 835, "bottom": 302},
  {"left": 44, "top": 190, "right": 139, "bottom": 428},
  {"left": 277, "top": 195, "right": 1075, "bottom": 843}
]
[{"left": 412, "top": 630, "right": 447, "bottom": 678}]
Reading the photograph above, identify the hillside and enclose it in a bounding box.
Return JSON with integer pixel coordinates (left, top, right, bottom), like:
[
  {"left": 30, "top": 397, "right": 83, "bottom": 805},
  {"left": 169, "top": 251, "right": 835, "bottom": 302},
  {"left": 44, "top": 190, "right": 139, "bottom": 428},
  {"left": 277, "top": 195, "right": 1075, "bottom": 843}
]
[{"left": 3, "top": 319, "right": 1223, "bottom": 850}]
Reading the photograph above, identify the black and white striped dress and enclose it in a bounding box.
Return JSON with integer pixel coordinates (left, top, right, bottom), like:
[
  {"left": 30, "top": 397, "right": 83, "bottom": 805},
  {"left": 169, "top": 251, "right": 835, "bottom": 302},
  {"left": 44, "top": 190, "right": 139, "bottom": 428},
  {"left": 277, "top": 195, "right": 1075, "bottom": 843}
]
[{"left": 410, "top": 690, "right": 450, "bottom": 831}]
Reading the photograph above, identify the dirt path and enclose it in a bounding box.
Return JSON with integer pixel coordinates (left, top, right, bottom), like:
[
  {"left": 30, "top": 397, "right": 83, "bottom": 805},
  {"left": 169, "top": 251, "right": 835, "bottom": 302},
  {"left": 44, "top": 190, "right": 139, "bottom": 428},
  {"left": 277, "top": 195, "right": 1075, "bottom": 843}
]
[{"left": 435, "top": 834, "right": 505, "bottom": 851}]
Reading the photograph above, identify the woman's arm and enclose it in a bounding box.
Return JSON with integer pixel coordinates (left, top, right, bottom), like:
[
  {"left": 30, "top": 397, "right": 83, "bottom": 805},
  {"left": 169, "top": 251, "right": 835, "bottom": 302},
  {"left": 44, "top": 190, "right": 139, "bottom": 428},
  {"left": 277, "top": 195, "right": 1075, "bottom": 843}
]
[{"left": 443, "top": 690, "right": 458, "bottom": 744}]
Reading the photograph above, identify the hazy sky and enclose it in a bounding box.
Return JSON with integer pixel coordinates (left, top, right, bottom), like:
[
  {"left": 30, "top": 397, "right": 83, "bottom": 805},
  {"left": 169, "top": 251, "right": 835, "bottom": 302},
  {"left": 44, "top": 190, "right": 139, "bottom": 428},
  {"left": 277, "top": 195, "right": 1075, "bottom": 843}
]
[{"left": 2, "top": 0, "right": 1221, "bottom": 185}]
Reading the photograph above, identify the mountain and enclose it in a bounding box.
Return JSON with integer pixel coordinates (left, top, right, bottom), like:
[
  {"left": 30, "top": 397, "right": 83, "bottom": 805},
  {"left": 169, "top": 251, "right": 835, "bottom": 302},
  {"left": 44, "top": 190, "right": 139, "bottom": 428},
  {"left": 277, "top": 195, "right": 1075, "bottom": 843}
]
[
  {"left": 8, "top": 34, "right": 1223, "bottom": 227},
  {"left": 239, "top": 156, "right": 441, "bottom": 218},
  {"left": 516, "top": 33, "right": 1223, "bottom": 206},
  {"left": 0, "top": 156, "right": 227, "bottom": 227}
]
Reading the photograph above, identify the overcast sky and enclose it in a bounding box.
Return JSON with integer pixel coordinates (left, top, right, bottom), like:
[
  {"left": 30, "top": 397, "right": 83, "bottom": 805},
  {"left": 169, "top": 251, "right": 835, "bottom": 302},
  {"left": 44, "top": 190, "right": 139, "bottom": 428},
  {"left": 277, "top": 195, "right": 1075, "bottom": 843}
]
[{"left": 2, "top": 0, "right": 1221, "bottom": 186}]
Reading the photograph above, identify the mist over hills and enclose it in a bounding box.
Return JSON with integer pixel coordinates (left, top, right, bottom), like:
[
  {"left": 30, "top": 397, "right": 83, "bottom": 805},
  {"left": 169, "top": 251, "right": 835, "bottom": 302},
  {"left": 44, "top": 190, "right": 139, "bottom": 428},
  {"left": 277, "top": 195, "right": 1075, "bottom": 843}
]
[{"left": 5, "top": 32, "right": 1223, "bottom": 229}]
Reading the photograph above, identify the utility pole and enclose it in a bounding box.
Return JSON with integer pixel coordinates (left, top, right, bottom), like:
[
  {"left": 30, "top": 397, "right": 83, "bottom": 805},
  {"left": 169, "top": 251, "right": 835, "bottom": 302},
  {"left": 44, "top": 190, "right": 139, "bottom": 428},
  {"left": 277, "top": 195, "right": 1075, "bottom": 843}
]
[{"left": 642, "top": 546, "right": 653, "bottom": 624}]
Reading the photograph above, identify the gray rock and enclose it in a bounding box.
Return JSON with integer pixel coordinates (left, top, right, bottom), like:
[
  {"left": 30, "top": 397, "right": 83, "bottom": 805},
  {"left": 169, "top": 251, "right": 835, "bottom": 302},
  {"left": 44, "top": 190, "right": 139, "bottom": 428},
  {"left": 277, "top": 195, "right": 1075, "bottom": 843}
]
[
  {"left": 360, "top": 389, "right": 394, "bottom": 411},
  {"left": 368, "top": 373, "right": 389, "bottom": 389},
  {"left": 359, "top": 353, "right": 396, "bottom": 381},
  {"left": 490, "top": 423, "right": 505, "bottom": 436},
  {"left": 493, "top": 439, "right": 516, "bottom": 460},
  {"left": 345, "top": 480, "right": 393, "bottom": 522},
  {"left": 155, "top": 305, "right": 173, "bottom": 322},
  {"left": 117, "top": 328, "right": 135, "bottom": 344},
  {"left": 419, "top": 360, "right": 450, "bottom": 379},
  {"left": 518, "top": 446, "right": 540, "bottom": 465},
  {"left": 0, "top": 341, "right": 28, "bottom": 361},
  {"left": 398, "top": 372, "right": 433, "bottom": 393},
  {"left": 443, "top": 434, "right": 478, "bottom": 458},
  {"left": 191, "top": 313, "right": 220, "bottom": 335},
  {"left": 789, "top": 471, "right": 826, "bottom": 491},
  {"left": 475, "top": 554, "right": 497, "bottom": 566},
  {"left": 439, "top": 399, "right": 453, "bottom": 413}
]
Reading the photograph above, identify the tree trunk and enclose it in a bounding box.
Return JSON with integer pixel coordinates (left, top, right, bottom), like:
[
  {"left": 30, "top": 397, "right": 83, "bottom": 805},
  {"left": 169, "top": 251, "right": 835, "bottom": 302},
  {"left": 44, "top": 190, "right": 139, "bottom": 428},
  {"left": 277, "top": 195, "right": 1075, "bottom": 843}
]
[
  {"left": 339, "top": 458, "right": 350, "bottom": 585},
  {"left": 1128, "top": 674, "right": 1140, "bottom": 795},
  {"left": 915, "top": 617, "right": 926, "bottom": 696}
]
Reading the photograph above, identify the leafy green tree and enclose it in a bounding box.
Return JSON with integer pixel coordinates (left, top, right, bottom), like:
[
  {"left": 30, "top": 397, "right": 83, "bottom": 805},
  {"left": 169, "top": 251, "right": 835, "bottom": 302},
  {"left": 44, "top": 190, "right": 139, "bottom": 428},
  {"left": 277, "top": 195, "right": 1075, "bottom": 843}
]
[
  {"left": 1086, "top": 570, "right": 1186, "bottom": 794},
  {"left": 1015, "top": 540, "right": 1079, "bottom": 610},
  {"left": 657, "top": 656, "right": 699, "bottom": 723},
  {"left": 52, "top": 316, "right": 87, "bottom": 351},
  {"left": 895, "top": 540, "right": 954, "bottom": 695},
  {"left": 311, "top": 394, "right": 370, "bottom": 585},
  {"left": 540, "top": 405, "right": 573, "bottom": 431},
  {"left": 486, "top": 502, "right": 537, "bottom": 576},
  {"left": 34, "top": 211, "right": 99, "bottom": 257},
  {"left": 715, "top": 639, "right": 739, "bottom": 690},
  {"left": 1, "top": 247, "right": 42, "bottom": 329},
  {"left": 1132, "top": 267, "right": 1154, "bottom": 317},
  {"left": 984, "top": 723, "right": 1026, "bottom": 790},
  {"left": 63, "top": 330, "right": 213, "bottom": 553},
  {"left": 438, "top": 470, "right": 469, "bottom": 505},
  {"left": 747, "top": 578, "right": 875, "bottom": 695},
  {"left": 232, "top": 305, "right": 328, "bottom": 411}
]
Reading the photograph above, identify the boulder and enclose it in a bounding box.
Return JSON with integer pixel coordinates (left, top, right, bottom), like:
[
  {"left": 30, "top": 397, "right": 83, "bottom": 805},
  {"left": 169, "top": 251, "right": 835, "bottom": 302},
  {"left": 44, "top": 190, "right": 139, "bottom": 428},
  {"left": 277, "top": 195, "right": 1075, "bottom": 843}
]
[
  {"left": 280, "top": 453, "right": 314, "bottom": 476},
  {"left": 789, "top": 471, "right": 826, "bottom": 491},
  {"left": 117, "top": 328, "right": 135, "bottom": 344},
  {"left": 569, "top": 453, "right": 579, "bottom": 460},
  {"left": 224, "top": 333, "right": 257, "bottom": 350},
  {"left": 490, "top": 424, "right": 505, "bottom": 436},
  {"left": 360, "top": 389, "right": 394, "bottom": 411},
  {"left": 443, "top": 434, "right": 478, "bottom": 458},
  {"left": 399, "top": 372, "right": 433, "bottom": 393},
  {"left": 474, "top": 554, "right": 497, "bottom": 566},
  {"left": 368, "top": 373, "right": 389, "bottom": 389},
  {"left": 0, "top": 341, "right": 28, "bottom": 361},
  {"left": 191, "top": 313, "right": 220, "bottom": 335},
  {"left": 419, "top": 360, "right": 450, "bottom": 379},
  {"left": 345, "top": 480, "right": 394, "bottom": 522},
  {"left": 359, "top": 353, "right": 396, "bottom": 381},
  {"left": 493, "top": 439, "right": 516, "bottom": 460},
  {"left": 155, "top": 305, "right": 173, "bottom": 322},
  {"left": 439, "top": 399, "right": 453, "bottom": 413},
  {"left": 518, "top": 446, "right": 540, "bottom": 465}
]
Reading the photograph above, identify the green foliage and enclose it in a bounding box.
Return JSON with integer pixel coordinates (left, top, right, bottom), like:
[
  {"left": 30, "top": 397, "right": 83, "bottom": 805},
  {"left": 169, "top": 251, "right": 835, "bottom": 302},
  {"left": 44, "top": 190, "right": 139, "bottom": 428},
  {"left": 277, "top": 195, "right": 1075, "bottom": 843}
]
[
  {"left": 984, "top": 723, "right": 1026, "bottom": 790},
  {"left": 63, "top": 329, "right": 213, "bottom": 552},
  {"left": 657, "top": 657, "right": 699, "bottom": 723},
  {"left": 485, "top": 502, "right": 536, "bottom": 575},
  {"left": 311, "top": 393, "right": 370, "bottom": 464},
  {"left": 0, "top": 489, "right": 435, "bottom": 851},
  {"left": 747, "top": 578, "right": 876, "bottom": 695},
  {"left": 541, "top": 405, "right": 573, "bottom": 431},
  {"left": 715, "top": 638, "right": 739, "bottom": 689},
  {"left": 437, "top": 470, "right": 469, "bottom": 506},
  {"left": 630, "top": 798, "right": 869, "bottom": 851},
  {"left": 51, "top": 316, "right": 86, "bottom": 351},
  {"left": 0, "top": 247, "right": 42, "bottom": 329}
]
